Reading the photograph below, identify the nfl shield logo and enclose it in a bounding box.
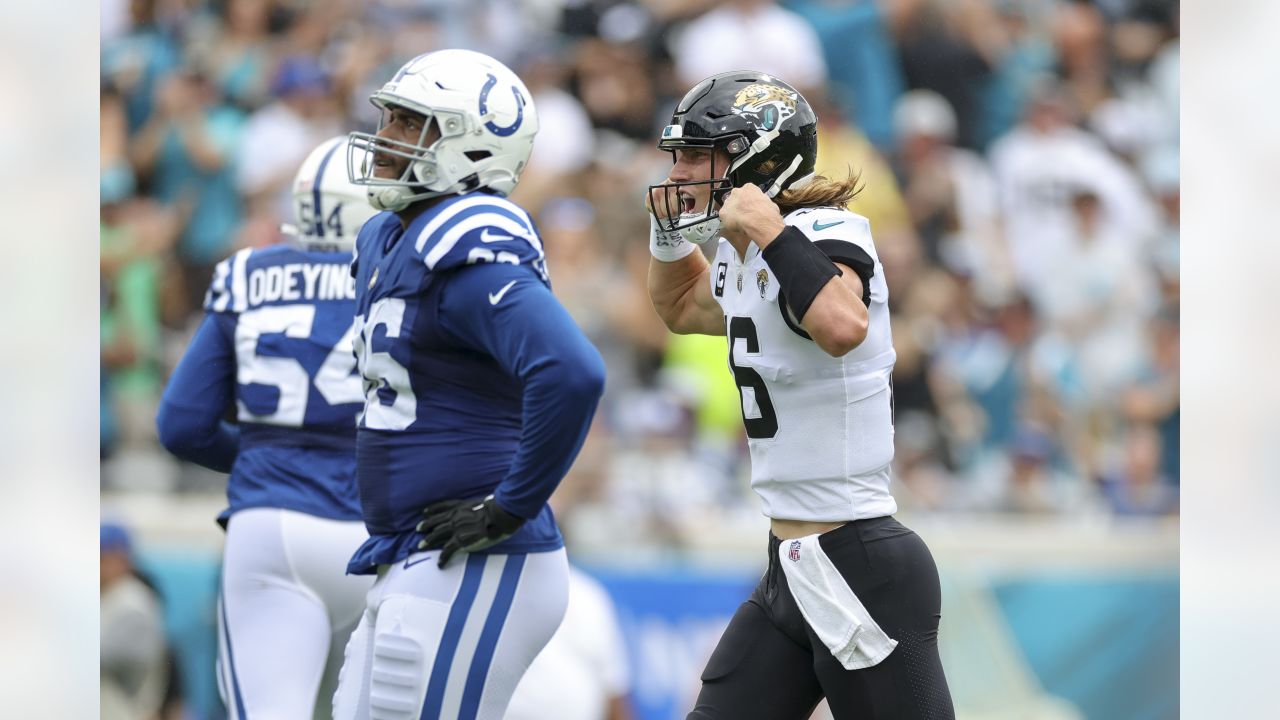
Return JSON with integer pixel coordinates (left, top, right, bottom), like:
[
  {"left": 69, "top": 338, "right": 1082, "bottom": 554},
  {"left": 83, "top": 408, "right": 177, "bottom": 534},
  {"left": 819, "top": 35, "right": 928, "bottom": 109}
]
[{"left": 788, "top": 540, "right": 801, "bottom": 562}]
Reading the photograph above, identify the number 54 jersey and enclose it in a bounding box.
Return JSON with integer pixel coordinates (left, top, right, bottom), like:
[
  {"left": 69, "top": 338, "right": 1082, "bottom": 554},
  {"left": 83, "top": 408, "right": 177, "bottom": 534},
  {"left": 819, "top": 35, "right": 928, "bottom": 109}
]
[
  {"left": 709, "top": 207, "right": 898, "bottom": 523},
  {"left": 203, "top": 244, "right": 365, "bottom": 524}
]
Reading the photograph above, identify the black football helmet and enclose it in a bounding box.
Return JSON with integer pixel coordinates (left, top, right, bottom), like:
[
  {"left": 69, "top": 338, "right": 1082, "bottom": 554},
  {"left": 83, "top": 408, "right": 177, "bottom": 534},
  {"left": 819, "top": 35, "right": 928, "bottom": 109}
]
[{"left": 648, "top": 71, "right": 818, "bottom": 241}]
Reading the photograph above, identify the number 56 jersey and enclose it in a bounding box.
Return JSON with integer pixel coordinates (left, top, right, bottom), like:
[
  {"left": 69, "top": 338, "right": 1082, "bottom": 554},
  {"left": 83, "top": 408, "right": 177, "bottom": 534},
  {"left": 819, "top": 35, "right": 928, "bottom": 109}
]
[{"left": 709, "top": 207, "right": 898, "bottom": 523}]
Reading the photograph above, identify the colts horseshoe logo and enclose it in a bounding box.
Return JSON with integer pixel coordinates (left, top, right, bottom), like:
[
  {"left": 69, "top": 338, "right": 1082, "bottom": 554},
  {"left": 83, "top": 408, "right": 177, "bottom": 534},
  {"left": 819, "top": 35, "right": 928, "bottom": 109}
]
[{"left": 478, "top": 73, "right": 525, "bottom": 137}]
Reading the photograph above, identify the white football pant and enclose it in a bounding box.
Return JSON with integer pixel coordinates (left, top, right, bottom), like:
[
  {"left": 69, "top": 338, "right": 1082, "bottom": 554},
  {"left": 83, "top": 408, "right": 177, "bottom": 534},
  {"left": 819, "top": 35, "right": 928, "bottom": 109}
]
[
  {"left": 332, "top": 547, "right": 569, "bottom": 720},
  {"left": 216, "top": 508, "right": 372, "bottom": 720}
]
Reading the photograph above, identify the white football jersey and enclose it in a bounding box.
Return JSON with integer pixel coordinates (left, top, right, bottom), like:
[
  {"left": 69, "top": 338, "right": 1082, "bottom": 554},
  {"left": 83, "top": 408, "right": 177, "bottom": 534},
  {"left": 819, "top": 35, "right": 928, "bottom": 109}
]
[{"left": 709, "top": 206, "right": 898, "bottom": 522}]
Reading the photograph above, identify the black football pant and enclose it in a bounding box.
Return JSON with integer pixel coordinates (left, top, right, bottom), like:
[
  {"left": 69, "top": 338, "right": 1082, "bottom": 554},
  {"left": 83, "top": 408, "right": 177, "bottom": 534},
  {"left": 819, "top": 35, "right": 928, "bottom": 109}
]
[{"left": 687, "top": 517, "right": 955, "bottom": 720}]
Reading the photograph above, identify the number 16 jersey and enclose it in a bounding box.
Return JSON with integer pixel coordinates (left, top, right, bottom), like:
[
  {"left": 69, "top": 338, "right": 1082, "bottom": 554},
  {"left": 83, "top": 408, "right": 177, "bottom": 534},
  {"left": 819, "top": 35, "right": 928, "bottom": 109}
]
[{"left": 709, "top": 207, "right": 898, "bottom": 522}]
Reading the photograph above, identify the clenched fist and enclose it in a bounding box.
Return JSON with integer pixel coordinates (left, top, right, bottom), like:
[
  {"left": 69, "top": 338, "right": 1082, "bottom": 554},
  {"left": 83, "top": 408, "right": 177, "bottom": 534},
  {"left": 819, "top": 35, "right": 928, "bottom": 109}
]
[{"left": 718, "top": 184, "right": 786, "bottom": 247}]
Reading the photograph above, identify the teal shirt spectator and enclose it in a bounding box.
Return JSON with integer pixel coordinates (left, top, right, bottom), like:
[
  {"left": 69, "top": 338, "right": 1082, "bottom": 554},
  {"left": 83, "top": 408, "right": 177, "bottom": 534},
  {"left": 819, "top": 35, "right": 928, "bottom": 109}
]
[
  {"left": 977, "top": 37, "right": 1056, "bottom": 151},
  {"left": 784, "top": 0, "right": 904, "bottom": 151},
  {"left": 102, "top": 26, "right": 180, "bottom": 133},
  {"left": 153, "top": 106, "right": 247, "bottom": 266}
]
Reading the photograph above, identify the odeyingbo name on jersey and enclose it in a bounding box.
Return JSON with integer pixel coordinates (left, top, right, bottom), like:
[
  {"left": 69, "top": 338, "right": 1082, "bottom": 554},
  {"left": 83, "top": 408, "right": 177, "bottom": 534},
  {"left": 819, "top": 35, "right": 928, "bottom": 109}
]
[{"left": 202, "top": 243, "right": 366, "bottom": 523}]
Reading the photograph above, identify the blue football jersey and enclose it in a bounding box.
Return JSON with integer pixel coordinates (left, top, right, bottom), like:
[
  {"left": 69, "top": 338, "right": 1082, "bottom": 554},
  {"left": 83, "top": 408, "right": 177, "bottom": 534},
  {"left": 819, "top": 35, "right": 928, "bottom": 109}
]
[
  {"left": 346, "top": 193, "right": 605, "bottom": 574},
  {"left": 199, "top": 244, "right": 365, "bottom": 522}
]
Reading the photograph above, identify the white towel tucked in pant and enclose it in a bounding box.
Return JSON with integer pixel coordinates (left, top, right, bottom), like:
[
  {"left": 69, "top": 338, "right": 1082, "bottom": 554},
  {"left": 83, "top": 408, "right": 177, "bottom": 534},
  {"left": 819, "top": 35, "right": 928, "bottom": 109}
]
[{"left": 777, "top": 533, "right": 898, "bottom": 670}]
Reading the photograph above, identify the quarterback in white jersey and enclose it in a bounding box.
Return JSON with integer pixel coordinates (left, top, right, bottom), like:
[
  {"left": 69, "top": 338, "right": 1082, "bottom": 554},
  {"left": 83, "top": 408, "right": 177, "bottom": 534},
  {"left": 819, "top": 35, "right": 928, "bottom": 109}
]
[
  {"left": 647, "top": 71, "right": 954, "bottom": 720},
  {"left": 706, "top": 203, "right": 897, "bottom": 523}
]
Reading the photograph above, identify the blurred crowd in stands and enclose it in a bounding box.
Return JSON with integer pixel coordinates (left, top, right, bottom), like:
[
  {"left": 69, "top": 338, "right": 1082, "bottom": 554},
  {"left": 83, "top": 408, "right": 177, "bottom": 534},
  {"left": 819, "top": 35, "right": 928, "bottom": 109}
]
[{"left": 101, "top": 0, "right": 1181, "bottom": 550}]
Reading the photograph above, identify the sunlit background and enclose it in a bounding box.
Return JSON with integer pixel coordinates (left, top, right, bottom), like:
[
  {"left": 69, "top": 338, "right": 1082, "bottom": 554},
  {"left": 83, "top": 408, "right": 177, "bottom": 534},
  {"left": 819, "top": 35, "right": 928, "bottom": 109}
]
[{"left": 86, "top": 0, "right": 1199, "bottom": 718}]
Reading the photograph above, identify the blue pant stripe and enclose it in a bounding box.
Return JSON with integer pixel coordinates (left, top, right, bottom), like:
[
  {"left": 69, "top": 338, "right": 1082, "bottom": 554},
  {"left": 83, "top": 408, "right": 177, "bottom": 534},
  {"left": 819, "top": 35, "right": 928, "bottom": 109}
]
[
  {"left": 458, "top": 554, "right": 527, "bottom": 720},
  {"left": 421, "top": 554, "right": 488, "bottom": 719},
  {"left": 219, "top": 593, "right": 249, "bottom": 719}
]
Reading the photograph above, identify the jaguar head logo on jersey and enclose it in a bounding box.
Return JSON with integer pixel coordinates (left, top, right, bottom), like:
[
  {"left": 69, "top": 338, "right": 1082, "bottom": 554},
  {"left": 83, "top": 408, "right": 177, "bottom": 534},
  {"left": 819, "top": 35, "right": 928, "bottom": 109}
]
[
  {"left": 756, "top": 269, "right": 769, "bottom": 298},
  {"left": 788, "top": 540, "right": 802, "bottom": 562},
  {"left": 732, "top": 84, "right": 798, "bottom": 132}
]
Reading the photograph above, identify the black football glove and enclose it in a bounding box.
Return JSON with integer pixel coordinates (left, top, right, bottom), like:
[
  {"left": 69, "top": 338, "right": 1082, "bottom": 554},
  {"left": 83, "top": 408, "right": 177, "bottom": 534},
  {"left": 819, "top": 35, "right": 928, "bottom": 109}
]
[{"left": 415, "top": 495, "right": 525, "bottom": 568}]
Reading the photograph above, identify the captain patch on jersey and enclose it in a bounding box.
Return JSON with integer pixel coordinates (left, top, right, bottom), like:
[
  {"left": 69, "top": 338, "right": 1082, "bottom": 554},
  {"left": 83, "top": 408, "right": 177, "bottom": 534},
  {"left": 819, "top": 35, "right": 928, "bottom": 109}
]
[{"left": 709, "top": 206, "right": 897, "bottom": 523}]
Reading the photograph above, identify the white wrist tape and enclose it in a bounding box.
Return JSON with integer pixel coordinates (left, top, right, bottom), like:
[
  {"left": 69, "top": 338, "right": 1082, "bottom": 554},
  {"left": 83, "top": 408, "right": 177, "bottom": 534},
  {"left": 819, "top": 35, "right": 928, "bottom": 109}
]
[{"left": 649, "top": 216, "right": 698, "bottom": 262}]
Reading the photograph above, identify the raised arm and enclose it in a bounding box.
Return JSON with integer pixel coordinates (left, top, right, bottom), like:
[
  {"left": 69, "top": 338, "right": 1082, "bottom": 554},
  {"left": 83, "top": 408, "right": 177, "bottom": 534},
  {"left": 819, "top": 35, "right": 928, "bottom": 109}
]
[
  {"left": 719, "top": 184, "right": 869, "bottom": 357},
  {"left": 645, "top": 185, "right": 725, "bottom": 336}
]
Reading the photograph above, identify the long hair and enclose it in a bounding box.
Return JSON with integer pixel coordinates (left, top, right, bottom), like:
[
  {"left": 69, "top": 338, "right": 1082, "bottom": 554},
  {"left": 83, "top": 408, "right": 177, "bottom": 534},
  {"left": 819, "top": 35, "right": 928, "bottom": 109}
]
[{"left": 771, "top": 166, "right": 864, "bottom": 215}]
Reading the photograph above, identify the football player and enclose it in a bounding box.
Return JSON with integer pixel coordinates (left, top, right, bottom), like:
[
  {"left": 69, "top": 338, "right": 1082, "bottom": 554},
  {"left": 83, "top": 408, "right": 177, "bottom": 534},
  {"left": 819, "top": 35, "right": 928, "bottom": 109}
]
[
  {"left": 156, "top": 135, "right": 380, "bottom": 719},
  {"left": 331, "top": 49, "right": 605, "bottom": 720},
  {"left": 646, "top": 71, "right": 956, "bottom": 719}
]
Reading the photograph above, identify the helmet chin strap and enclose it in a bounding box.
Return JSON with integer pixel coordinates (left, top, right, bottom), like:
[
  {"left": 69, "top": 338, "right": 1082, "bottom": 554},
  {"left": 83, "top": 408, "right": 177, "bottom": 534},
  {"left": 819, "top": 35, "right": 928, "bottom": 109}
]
[
  {"left": 679, "top": 213, "right": 721, "bottom": 244},
  {"left": 368, "top": 185, "right": 413, "bottom": 212}
]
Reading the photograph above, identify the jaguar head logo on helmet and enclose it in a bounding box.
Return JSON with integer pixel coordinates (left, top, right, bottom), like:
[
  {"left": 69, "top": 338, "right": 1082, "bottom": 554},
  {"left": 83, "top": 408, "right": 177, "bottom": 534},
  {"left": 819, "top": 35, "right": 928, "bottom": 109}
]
[
  {"left": 647, "top": 71, "right": 818, "bottom": 245},
  {"left": 731, "top": 83, "right": 799, "bottom": 132},
  {"left": 346, "top": 49, "right": 539, "bottom": 214}
]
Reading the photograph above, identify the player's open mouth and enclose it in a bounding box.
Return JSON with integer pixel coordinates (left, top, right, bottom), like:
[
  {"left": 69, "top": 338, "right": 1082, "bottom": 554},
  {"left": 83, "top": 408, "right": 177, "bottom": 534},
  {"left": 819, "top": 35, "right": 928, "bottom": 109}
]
[{"left": 679, "top": 192, "right": 697, "bottom": 214}]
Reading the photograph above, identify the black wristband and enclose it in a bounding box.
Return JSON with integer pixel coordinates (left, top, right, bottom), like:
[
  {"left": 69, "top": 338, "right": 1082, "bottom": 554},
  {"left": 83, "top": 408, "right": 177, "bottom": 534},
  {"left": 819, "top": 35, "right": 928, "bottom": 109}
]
[{"left": 761, "top": 225, "right": 840, "bottom": 322}]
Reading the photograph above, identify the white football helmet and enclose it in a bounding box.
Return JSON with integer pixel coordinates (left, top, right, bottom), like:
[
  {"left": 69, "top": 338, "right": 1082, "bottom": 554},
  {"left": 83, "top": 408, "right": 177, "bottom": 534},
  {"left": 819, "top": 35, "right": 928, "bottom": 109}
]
[
  {"left": 347, "top": 49, "right": 539, "bottom": 212},
  {"left": 282, "top": 136, "right": 381, "bottom": 251}
]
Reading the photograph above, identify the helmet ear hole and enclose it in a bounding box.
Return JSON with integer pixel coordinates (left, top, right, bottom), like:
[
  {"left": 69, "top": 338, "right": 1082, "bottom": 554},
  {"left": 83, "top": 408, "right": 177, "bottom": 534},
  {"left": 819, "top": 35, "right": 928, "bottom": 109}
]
[{"left": 465, "top": 150, "right": 492, "bottom": 162}]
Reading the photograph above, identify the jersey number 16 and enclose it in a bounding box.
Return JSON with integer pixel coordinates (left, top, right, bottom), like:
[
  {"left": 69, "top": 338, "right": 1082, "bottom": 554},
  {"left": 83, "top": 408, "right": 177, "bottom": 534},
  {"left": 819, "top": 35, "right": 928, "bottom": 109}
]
[{"left": 729, "top": 316, "right": 779, "bottom": 439}]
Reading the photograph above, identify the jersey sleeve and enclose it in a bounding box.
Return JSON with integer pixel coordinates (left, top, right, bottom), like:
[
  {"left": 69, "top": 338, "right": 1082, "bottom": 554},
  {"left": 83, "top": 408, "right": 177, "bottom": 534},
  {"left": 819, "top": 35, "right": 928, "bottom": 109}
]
[
  {"left": 790, "top": 211, "right": 878, "bottom": 306},
  {"left": 435, "top": 262, "right": 605, "bottom": 519},
  {"left": 156, "top": 314, "right": 240, "bottom": 472},
  {"left": 409, "top": 195, "right": 547, "bottom": 277},
  {"left": 202, "top": 247, "right": 253, "bottom": 315}
]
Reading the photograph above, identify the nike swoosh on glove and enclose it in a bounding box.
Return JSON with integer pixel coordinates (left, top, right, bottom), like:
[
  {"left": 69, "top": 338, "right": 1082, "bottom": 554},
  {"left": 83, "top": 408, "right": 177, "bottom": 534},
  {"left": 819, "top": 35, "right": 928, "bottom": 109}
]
[{"left": 415, "top": 495, "right": 526, "bottom": 568}]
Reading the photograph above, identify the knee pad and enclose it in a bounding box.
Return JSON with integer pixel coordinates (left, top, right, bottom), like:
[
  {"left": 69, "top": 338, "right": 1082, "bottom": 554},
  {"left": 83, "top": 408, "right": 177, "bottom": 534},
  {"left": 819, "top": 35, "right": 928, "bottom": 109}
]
[
  {"left": 367, "top": 595, "right": 451, "bottom": 720},
  {"left": 368, "top": 631, "right": 424, "bottom": 719}
]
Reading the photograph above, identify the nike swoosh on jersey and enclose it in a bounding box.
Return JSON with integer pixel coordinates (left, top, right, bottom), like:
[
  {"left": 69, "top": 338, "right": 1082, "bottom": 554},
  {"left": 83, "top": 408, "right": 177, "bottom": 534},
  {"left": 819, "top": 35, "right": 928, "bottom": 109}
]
[
  {"left": 403, "top": 552, "right": 436, "bottom": 569},
  {"left": 812, "top": 220, "right": 845, "bottom": 231},
  {"left": 488, "top": 280, "right": 518, "bottom": 305},
  {"left": 480, "top": 228, "right": 516, "bottom": 243}
]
